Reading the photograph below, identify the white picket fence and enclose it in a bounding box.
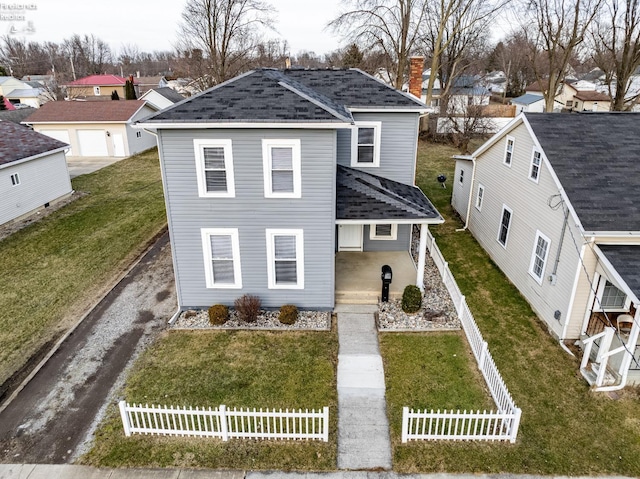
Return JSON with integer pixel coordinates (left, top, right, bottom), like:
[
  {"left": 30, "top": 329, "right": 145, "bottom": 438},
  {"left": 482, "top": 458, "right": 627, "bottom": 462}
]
[
  {"left": 119, "top": 401, "right": 329, "bottom": 442},
  {"left": 401, "top": 230, "right": 521, "bottom": 443}
]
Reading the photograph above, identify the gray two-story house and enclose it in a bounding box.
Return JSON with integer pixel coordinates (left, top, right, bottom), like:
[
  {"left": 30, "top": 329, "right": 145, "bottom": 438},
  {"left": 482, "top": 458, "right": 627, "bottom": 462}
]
[{"left": 138, "top": 68, "right": 443, "bottom": 311}]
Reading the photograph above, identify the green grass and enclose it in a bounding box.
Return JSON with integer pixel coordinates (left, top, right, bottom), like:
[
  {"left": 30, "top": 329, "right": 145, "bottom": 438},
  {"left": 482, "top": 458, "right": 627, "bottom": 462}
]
[
  {"left": 388, "top": 139, "right": 640, "bottom": 475},
  {"left": 81, "top": 330, "right": 338, "bottom": 470},
  {"left": 0, "top": 149, "right": 166, "bottom": 385}
]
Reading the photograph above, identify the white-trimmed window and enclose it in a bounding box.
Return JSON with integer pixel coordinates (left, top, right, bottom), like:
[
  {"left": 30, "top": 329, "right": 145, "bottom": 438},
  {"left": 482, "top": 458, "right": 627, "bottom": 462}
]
[
  {"left": 262, "top": 139, "right": 301, "bottom": 198},
  {"left": 10, "top": 173, "right": 20, "bottom": 186},
  {"left": 596, "top": 279, "right": 630, "bottom": 311},
  {"left": 194, "top": 139, "right": 235, "bottom": 198},
  {"left": 370, "top": 223, "right": 397, "bottom": 240},
  {"left": 529, "top": 149, "right": 541, "bottom": 182},
  {"left": 351, "top": 122, "right": 381, "bottom": 167},
  {"left": 528, "top": 230, "right": 551, "bottom": 284},
  {"left": 503, "top": 136, "right": 514, "bottom": 166},
  {"left": 459, "top": 169, "right": 464, "bottom": 184},
  {"left": 497, "top": 205, "right": 512, "bottom": 247},
  {"left": 266, "top": 229, "right": 304, "bottom": 289},
  {"left": 93, "top": 86, "right": 101, "bottom": 96},
  {"left": 201, "top": 228, "right": 242, "bottom": 289},
  {"left": 475, "top": 184, "right": 484, "bottom": 211}
]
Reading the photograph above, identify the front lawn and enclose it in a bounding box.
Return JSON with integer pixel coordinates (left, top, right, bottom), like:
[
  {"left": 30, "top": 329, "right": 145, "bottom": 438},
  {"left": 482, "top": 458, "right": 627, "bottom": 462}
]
[
  {"left": 81, "top": 330, "right": 338, "bottom": 470},
  {"left": 391, "top": 139, "right": 640, "bottom": 475},
  {"left": 0, "top": 149, "right": 166, "bottom": 387}
]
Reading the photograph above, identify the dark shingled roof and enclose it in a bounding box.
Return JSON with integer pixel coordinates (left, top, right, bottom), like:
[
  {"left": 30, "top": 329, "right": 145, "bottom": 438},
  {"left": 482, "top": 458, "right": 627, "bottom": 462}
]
[
  {"left": 336, "top": 165, "right": 443, "bottom": 221},
  {"left": 24, "top": 100, "right": 146, "bottom": 123},
  {"left": 598, "top": 245, "right": 640, "bottom": 300},
  {"left": 525, "top": 113, "right": 640, "bottom": 232},
  {"left": 153, "top": 87, "right": 184, "bottom": 103},
  {"left": 143, "top": 68, "right": 425, "bottom": 124},
  {"left": 0, "top": 120, "right": 67, "bottom": 166}
]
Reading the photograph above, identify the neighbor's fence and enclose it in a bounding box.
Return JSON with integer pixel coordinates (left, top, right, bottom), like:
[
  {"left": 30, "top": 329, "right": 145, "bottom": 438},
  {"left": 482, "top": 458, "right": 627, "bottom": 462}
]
[
  {"left": 119, "top": 401, "right": 329, "bottom": 442},
  {"left": 402, "top": 230, "right": 521, "bottom": 443}
]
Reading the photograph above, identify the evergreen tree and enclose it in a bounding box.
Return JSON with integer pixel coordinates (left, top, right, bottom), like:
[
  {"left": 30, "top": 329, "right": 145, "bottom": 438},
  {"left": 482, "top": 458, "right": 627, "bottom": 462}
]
[
  {"left": 111, "top": 90, "right": 120, "bottom": 100},
  {"left": 341, "top": 44, "right": 364, "bottom": 69},
  {"left": 125, "top": 80, "right": 136, "bottom": 100}
]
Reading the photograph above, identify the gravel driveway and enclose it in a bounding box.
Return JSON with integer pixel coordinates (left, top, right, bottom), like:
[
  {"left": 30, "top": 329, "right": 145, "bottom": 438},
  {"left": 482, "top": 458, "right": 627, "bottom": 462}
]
[{"left": 0, "top": 233, "right": 176, "bottom": 464}]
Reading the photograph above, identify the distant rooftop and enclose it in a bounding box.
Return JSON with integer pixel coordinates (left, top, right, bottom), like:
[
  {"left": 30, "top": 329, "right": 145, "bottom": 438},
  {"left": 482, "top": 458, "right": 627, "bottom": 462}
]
[
  {"left": 0, "top": 120, "right": 67, "bottom": 166},
  {"left": 64, "top": 75, "right": 137, "bottom": 87}
]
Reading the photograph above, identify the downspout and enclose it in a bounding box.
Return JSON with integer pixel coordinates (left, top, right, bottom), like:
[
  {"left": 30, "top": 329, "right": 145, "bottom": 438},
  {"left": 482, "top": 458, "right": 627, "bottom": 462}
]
[{"left": 456, "top": 157, "right": 476, "bottom": 232}]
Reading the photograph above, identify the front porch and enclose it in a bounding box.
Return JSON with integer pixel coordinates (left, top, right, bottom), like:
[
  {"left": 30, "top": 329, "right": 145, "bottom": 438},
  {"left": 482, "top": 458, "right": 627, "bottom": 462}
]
[{"left": 335, "top": 251, "right": 418, "bottom": 304}]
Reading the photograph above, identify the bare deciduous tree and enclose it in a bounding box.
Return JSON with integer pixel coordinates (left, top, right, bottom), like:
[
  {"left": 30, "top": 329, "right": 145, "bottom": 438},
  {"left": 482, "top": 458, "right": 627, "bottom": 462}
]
[
  {"left": 591, "top": 0, "right": 640, "bottom": 110},
  {"left": 178, "top": 0, "right": 275, "bottom": 88}
]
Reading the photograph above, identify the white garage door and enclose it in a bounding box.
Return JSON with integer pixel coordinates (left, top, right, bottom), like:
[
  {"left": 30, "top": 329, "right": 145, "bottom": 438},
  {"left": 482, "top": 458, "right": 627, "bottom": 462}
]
[
  {"left": 77, "top": 130, "right": 109, "bottom": 156},
  {"left": 40, "top": 129, "right": 73, "bottom": 155}
]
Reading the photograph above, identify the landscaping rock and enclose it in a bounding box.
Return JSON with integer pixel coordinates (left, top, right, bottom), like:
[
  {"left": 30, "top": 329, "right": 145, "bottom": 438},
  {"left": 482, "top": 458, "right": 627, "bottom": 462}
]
[{"left": 172, "top": 308, "right": 330, "bottom": 331}]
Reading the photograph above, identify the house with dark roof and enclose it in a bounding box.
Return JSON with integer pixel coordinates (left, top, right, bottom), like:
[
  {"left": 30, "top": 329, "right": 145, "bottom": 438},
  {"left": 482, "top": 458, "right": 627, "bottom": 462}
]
[
  {"left": 525, "top": 80, "right": 611, "bottom": 111},
  {"left": 23, "top": 100, "right": 157, "bottom": 157},
  {"left": 0, "top": 121, "right": 72, "bottom": 226},
  {"left": 139, "top": 87, "right": 184, "bottom": 110},
  {"left": 137, "top": 68, "right": 443, "bottom": 311},
  {"left": 452, "top": 112, "right": 640, "bottom": 390}
]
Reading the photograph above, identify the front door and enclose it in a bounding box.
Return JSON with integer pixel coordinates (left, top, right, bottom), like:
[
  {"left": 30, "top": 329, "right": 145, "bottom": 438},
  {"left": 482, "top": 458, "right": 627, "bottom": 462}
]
[
  {"left": 112, "top": 133, "right": 126, "bottom": 156},
  {"left": 338, "top": 224, "right": 363, "bottom": 251}
]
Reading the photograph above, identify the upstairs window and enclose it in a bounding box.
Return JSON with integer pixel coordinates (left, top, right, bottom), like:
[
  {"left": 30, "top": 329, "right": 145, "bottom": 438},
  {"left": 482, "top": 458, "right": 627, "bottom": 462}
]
[
  {"left": 504, "top": 136, "right": 515, "bottom": 166},
  {"left": 266, "top": 229, "right": 304, "bottom": 289},
  {"left": 530, "top": 149, "right": 542, "bottom": 182},
  {"left": 351, "top": 122, "right": 381, "bottom": 167},
  {"left": 262, "top": 139, "right": 301, "bottom": 198},
  {"left": 194, "top": 139, "right": 235, "bottom": 198},
  {"left": 10, "top": 173, "right": 20, "bottom": 186},
  {"left": 498, "top": 205, "right": 512, "bottom": 247}
]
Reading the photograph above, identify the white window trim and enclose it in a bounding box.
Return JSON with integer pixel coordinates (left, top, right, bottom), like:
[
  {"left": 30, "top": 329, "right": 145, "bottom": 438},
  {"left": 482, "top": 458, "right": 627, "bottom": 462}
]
[
  {"left": 529, "top": 149, "right": 542, "bottom": 183},
  {"left": 459, "top": 169, "right": 464, "bottom": 184},
  {"left": 266, "top": 228, "right": 304, "bottom": 289},
  {"left": 194, "top": 139, "right": 235, "bottom": 198},
  {"left": 10, "top": 173, "right": 20, "bottom": 186},
  {"left": 93, "top": 86, "right": 100, "bottom": 96},
  {"left": 351, "top": 121, "right": 382, "bottom": 167},
  {"left": 262, "top": 139, "right": 301, "bottom": 198},
  {"left": 369, "top": 223, "right": 398, "bottom": 241},
  {"left": 497, "top": 204, "right": 513, "bottom": 248},
  {"left": 528, "top": 230, "right": 551, "bottom": 285},
  {"left": 594, "top": 278, "right": 631, "bottom": 312},
  {"left": 475, "top": 184, "right": 484, "bottom": 211},
  {"left": 201, "top": 228, "right": 242, "bottom": 289},
  {"left": 503, "top": 135, "right": 515, "bottom": 167}
]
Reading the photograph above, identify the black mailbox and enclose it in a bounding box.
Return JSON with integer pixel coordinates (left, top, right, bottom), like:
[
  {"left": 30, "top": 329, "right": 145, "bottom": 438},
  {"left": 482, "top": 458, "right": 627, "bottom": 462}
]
[{"left": 381, "top": 265, "right": 392, "bottom": 302}]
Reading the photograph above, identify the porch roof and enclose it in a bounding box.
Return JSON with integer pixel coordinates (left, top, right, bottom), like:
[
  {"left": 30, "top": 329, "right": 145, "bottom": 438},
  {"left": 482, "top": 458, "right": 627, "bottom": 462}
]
[
  {"left": 598, "top": 245, "right": 640, "bottom": 303},
  {"left": 336, "top": 165, "right": 443, "bottom": 222}
]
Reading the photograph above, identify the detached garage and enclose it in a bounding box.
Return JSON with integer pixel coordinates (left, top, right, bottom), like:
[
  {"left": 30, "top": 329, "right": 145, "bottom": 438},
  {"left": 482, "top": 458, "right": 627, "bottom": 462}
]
[{"left": 23, "top": 100, "right": 157, "bottom": 158}]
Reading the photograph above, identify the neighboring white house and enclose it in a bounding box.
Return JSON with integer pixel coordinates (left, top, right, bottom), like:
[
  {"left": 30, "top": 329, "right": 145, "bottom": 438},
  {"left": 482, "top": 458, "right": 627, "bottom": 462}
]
[
  {"left": 510, "top": 93, "right": 545, "bottom": 114},
  {"left": 23, "top": 100, "right": 157, "bottom": 158},
  {"left": 0, "top": 120, "right": 72, "bottom": 226},
  {"left": 452, "top": 112, "right": 640, "bottom": 390},
  {"left": 5, "top": 88, "right": 42, "bottom": 108},
  {"left": 525, "top": 80, "right": 612, "bottom": 111},
  {"left": 139, "top": 87, "right": 184, "bottom": 111}
]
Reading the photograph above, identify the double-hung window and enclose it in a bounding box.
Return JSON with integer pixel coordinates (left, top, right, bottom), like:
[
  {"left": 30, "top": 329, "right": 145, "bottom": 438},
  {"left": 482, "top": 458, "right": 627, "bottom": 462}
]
[
  {"left": 351, "top": 122, "right": 381, "bottom": 167},
  {"left": 497, "top": 205, "right": 512, "bottom": 247},
  {"left": 475, "top": 184, "right": 484, "bottom": 211},
  {"left": 370, "top": 223, "right": 397, "bottom": 240},
  {"left": 201, "top": 228, "right": 242, "bottom": 288},
  {"left": 10, "top": 173, "right": 20, "bottom": 186},
  {"left": 262, "top": 139, "right": 301, "bottom": 198},
  {"left": 529, "top": 149, "right": 541, "bottom": 182},
  {"left": 503, "top": 136, "right": 514, "bottom": 166},
  {"left": 266, "top": 229, "right": 304, "bottom": 289},
  {"left": 194, "top": 139, "right": 235, "bottom": 197},
  {"left": 528, "top": 230, "right": 551, "bottom": 284}
]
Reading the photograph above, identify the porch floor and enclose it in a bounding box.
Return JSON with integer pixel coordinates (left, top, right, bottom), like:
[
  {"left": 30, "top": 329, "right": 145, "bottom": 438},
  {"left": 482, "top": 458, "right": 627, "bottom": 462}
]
[{"left": 335, "top": 251, "right": 417, "bottom": 304}]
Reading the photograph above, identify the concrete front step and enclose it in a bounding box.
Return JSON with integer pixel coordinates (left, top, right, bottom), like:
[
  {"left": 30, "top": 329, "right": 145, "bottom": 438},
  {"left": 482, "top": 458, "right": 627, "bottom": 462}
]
[{"left": 335, "top": 291, "right": 401, "bottom": 304}]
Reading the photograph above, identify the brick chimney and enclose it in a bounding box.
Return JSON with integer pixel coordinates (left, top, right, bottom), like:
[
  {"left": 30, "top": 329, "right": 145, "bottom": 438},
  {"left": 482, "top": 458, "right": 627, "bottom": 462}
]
[{"left": 409, "top": 56, "right": 424, "bottom": 99}]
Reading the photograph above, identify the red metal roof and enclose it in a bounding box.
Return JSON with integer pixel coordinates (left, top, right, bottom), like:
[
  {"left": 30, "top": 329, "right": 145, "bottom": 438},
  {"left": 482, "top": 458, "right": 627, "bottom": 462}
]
[
  {"left": 23, "top": 100, "right": 146, "bottom": 123},
  {"left": 64, "top": 74, "right": 137, "bottom": 86}
]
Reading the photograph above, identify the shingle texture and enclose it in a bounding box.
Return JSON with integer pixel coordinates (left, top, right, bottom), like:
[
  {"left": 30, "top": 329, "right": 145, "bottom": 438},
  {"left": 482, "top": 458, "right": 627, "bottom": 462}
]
[
  {"left": 525, "top": 112, "right": 640, "bottom": 232},
  {"left": 337, "top": 165, "right": 442, "bottom": 221},
  {"left": 0, "top": 120, "right": 67, "bottom": 166},
  {"left": 23, "top": 100, "right": 145, "bottom": 123},
  {"left": 598, "top": 245, "right": 640, "bottom": 299},
  {"left": 153, "top": 87, "right": 184, "bottom": 103},
  {"left": 144, "top": 68, "right": 426, "bottom": 123}
]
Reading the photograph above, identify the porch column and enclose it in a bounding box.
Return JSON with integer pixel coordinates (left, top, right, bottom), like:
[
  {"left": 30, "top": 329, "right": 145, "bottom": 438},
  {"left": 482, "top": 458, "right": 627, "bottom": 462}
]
[
  {"left": 416, "top": 223, "right": 428, "bottom": 292},
  {"left": 618, "top": 308, "right": 640, "bottom": 385}
]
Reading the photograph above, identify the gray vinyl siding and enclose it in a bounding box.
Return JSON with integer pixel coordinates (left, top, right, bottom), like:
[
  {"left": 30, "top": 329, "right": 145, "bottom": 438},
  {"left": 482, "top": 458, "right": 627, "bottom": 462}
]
[
  {"left": 127, "top": 105, "right": 158, "bottom": 155},
  {"left": 158, "top": 128, "right": 336, "bottom": 310},
  {"left": 451, "top": 160, "right": 473, "bottom": 219},
  {"left": 0, "top": 151, "right": 72, "bottom": 225},
  {"left": 466, "top": 122, "right": 582, "bottom": 339},
  {"left": 337, "top": 112, "right": 420, "bottom": 184},
  {"left": 363, "top": 224, "right": 411, "bottom": 251}
]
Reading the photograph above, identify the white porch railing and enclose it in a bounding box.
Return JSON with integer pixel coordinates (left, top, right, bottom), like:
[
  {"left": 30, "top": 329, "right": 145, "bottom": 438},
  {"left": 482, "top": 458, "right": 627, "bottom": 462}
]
[
  {"left": 119, "top": 401, "right": 329, "bottom": 441},
  {"left": 402, "top": 229, "right": 521, "bottom": 443}
]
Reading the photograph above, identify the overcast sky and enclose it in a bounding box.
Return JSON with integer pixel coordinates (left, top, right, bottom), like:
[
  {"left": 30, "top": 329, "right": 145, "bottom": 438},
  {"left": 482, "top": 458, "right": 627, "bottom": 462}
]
[{"left": 1, "top": 0, "right": 346, "bottom": 56}]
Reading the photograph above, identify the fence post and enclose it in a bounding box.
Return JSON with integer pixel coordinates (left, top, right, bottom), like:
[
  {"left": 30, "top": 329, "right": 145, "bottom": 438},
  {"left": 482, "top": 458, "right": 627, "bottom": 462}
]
[
  {"left": 510, "top": 407, "right": 522, "bottom": 444},
  {"left": 322, "top": 406, "right": 330, "bottom": 442},
  {"left": 219, "top": 404, "right": 228, "bottom": 441},
  {"left": 479, "top": 341, "right": 488, "bottom": 368},
  {"left": 401, "top": 407, "right": 409, "bottom": 443},
  {"left": 458, "top": 294, "right": 466, "bottom": 319},
  {"left": 119, "top": 400, "right": 131, "bottom": 437}
]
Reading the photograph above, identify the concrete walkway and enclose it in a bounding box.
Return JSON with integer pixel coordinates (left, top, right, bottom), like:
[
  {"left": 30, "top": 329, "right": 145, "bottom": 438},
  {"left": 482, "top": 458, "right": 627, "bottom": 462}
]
[{"left": 336, "top": 304, "right": 392, "bottom": 471}]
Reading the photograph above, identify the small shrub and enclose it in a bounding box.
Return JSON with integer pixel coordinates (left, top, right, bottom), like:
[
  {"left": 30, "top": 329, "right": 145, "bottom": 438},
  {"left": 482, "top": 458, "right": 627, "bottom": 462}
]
[
  {"left": 184, "top": 310, "right": 197, "bottom": 319},
  {"left": 402, "top": 285, "right": 422, "bottom": 313},
  {"left": 235, "top": 294, "right": 261, "bottom": 323},
  {"left": 208, "top": 304, "right": 229, "bottom": 325},
  {"left": 279, "top": 304, "right": 298, "bottom": 325}
]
